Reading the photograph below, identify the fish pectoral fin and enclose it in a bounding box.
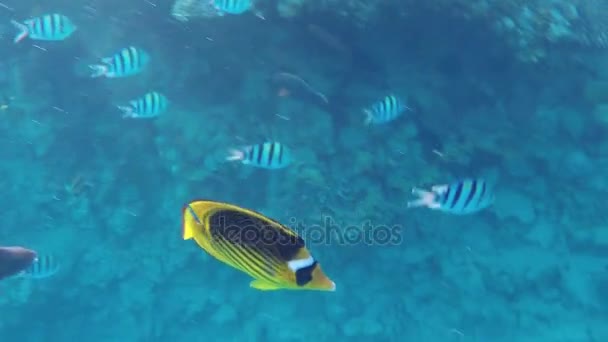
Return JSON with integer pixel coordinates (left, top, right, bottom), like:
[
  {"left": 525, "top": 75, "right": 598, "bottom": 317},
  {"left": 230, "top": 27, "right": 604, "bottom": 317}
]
[{"left": 250, "top": 279, "right": 281, "bottom": 291}]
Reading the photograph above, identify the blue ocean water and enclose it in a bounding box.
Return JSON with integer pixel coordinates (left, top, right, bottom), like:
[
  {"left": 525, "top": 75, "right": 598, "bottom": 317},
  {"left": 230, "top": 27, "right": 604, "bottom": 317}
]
[{"left": 1, "top": 0, "right": 607, "bottom": 341}]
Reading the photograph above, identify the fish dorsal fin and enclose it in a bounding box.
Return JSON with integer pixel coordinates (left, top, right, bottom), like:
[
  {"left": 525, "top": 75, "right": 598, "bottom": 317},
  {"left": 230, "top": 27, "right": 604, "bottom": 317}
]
[{"left": 250, "top": 279, "right": 281, "bottom": 291}]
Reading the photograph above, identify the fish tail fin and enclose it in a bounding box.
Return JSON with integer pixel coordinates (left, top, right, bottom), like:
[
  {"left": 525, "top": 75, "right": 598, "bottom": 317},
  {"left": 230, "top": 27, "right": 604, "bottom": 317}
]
[
  {"left": 117, "top": 105, "right": 134, "bottom": 118},
  {"left": 11, "top": 20, "right": 28, "bottom": 43},
  {"left": 89, "top": 64, "right": 107, "bottom": 78},
  {"left": 182, "top": 212, "right": 195, "bottom": 240},
  {"left": 407, "top": 187, "right": 440, "bottom": 209},
  {"left": 317, "top": 92, "right": 329, "bottom": 104},
  {"left": 363, "top": 109, "right": 373, "bottom": 125},
  {"left": 254, "top": 10, "right": 266, "bottom": 20},
  {"left": 430, "top": 184, "right": 449, "bottom": 195},
  {"left": 226, "top": 149, "right": 244, "bottom": 161}
]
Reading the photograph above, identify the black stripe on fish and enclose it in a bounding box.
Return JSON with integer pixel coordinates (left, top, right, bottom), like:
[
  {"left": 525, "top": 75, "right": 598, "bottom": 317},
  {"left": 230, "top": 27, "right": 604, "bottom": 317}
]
[
  {"left": 256, "top": 144, "right": 264, "bottom": 165},
  {"left": 260, "top": 143, "right": 269, "bottom": 166},
  {"left": 208, "top": 209, "right": 304, "bottom": 262},
  {"left": 278, "top": 143, "right": 283, "bottom": 165},
  {"left": 387, "top": 96, "right": 396, "bottom": 119},
  {"left": 187, "top": 205, "right": 202, "bottom": 225},
  {"left": 268, "top": 142, "right": 275, "bottom": 167},
  {"left": 295, "top": 260, "right": 317, "bottom": 286},
  {"left": 28, "top": 255, "right": 55, "bottom": 276},
  {"left": 441, "top": 186, "right": 451, "bottom": 205},
  {"left": 476, "top": 181, "right": 487, "bottom": 206},
  {"left": 115, "top": 51, "right": 124, "bottom": 76},
  {"left": 215, "top": 235, "right": 270, "bottom": 281},
  {"left": 223, "top": 228, "right": 283, "bottom": 282},
  {"left": 153, "top": 93, "right": 160, "bottom": 113},
  {"left": 239, "top": 242, "right": 283, "bottom": 280},
  {"left": 463, "top": 180, "right": 477, "bottom": 210},
  {"left": 248, "top": 145, "right": 256, "bottom": 164},
  {"left": 213, "top": 236, "right": 249, "bottom": 272},
  {"left": 450, "top": 181, "right": 464, "bottom": 209},
  {"left": 214, "top": 233, "right": 279, "bottom": 284}
]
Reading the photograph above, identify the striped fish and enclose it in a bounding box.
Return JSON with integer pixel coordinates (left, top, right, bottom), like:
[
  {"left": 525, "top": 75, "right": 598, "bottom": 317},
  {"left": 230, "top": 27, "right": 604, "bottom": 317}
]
[
  {"left": 214, "top": 0, "right": 254, "bottom": 15},
  {"left": 227, "top": 142, "right": 291, "bottom": 169},
  {"left": 18, "top": 254, "right": 60, "bottom": 279},
  {"left": 89, "top": 46, "right": 150, "bottom": 78},
  {"left": 12, "top": 14, "right": 76, "bottom": 43},
  {"left": 172, "top": 0, "right": 219, "bottom": 21},
  {"left": 118, "top": 91, "right": 168, "bottom": 119},
  {"left": 364, "top": 95, "right": 410, "bottom": 125},
  {"left": 408, "top": 179, "right": 494, "bottom": 215}
]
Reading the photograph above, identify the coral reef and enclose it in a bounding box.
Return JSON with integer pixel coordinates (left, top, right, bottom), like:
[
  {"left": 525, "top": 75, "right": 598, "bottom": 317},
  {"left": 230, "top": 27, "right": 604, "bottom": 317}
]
[
  {"left": 270, "top": 0, "right": 608, "bottom": 62},
  {"left": 1, "top": 0, "right": 607, "bottom": 341},
  {"left": 168, "top": 0, "right": 608, "bottom": 62}
]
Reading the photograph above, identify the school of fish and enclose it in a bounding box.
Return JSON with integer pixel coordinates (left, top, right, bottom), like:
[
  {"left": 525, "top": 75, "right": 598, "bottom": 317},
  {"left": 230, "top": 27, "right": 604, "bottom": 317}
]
[{"left": 2, "top": 10, "right": 497, "bottom": 293}]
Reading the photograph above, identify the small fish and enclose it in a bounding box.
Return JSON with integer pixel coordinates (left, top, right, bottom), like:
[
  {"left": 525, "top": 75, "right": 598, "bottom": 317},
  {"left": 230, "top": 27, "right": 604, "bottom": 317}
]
[
  {"left": 0, "top": 95, "right": 12, "bottom": 111},
  {"left": 118, "top": 91, "right": 168, "bottom": 119},
  {"left": 18, "top": 254, "right": 60, "bottom": 279},
  {"left": 11, "top": 14, "right": 76, "bottom": 43},
  {"left": 182, "top": 200, "right": 336, "bottom": 291},
  {"left": 89, "top": 46, "right": 150, "bottom": 78},
  {"left": 227, "top": 142, "right": 291, "bottom": 169},
  {"left": 214, "top": 0, "right": 253, "bottom": 15},
  {"left": 172, "top": 0, "right": 219, "bottom": 21},
  {"left": 270, "top": 72, "right": 329, "bottom": 107},
  {"left": 0, "top": 246, "right": 36, "bottom": 281},
  {"left": 408, "top": 179, "right": 494, "bottom": 215},
  {"left": 364, "top": 95, "right": 410, "bottom": 125}
]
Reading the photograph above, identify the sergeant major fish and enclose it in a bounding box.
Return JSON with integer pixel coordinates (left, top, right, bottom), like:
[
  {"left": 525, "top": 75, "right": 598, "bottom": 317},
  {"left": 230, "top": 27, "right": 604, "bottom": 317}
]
[
  {"left": 270, "top": 72, "right": 329, "bottom": 107},
  {"left": 118, "top": 91, "right": 168, "bottom": 119},
  {"left": 408, "top": 178, "right": 494, "bottom": 215},
  {"left": 227, "top": 141, "right": 291, "bottom": 169},
  {"left": 11, "top": 13, "right": 76, "bottom": 43},
  {"left": 17, "top": 253, "right": 60, "bottom": 279},
  {"left": 364, "top": 94, "right": 410, "bottom": 125},
  {"left": 182, "top": 200, "right": 336, "bottom": 291},
  {"left": 89, "top": 46, "right": 150, "bottom": 78},
  {"left": 172, "top": 0, "right": 219, "bottom": 21},
  {"left": 214, "top": 0, "right": 254, "bottom": 15}
]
